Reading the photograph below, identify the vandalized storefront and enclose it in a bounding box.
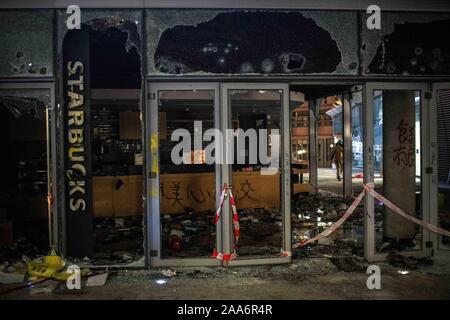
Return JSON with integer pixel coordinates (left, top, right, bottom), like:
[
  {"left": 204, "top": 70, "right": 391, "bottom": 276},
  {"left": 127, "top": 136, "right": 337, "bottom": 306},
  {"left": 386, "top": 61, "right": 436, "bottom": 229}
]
[{"left": 1, "top": 1, "right": 450, "bottom": 268}]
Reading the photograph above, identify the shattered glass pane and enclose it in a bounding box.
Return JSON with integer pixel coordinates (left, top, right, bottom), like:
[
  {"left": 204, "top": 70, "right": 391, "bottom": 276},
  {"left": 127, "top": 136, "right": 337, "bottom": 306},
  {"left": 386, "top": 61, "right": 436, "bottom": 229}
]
[
  {"left": 361, "top": 12, "right": 450, "bottom": 75},
  {"left": 0, "top": 88, "right": 50, "bottom": 121},
  {"left": 0, "top": 10, "right": 53, "bottom": 77},
  {"left": 57, "top": 9, "right": 142, "bottom": 55},
  {"left": 146, "top": 9, "right": 358, "bottom": 75}
]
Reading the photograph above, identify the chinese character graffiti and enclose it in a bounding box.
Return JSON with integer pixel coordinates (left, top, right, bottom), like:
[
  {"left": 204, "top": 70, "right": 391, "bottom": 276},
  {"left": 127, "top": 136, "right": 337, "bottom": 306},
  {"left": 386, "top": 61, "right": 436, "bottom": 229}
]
[
  {"left": 160, "top": 179, "right": 216, "bottom": 212},
  {"left": 187, "top": 186, "right": 206, "bottom": 203},
  {"left": 166, "top": 181, "right": 184, "bottom": 207},
  {"left": 238, "top": 180, "right": 256, "bottom": 201},
  {"left": 392, "top": 119, "right": 415, "bottom": 167}
]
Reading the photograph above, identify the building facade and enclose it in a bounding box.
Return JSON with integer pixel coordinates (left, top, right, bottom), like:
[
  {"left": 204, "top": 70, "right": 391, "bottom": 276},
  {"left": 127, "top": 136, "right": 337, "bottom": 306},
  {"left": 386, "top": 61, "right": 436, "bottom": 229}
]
[{"left": 1, "top": 0, "right": 450, "bottom": 267}]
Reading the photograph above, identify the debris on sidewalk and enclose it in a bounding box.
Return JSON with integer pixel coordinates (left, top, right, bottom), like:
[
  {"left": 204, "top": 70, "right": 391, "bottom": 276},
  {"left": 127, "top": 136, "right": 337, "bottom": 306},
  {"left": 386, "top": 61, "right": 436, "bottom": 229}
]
[
  {"left": 387, "top": 251, "right": 434, "bottom": 270},
  {"left": 161, "top": 269, "right": 177, "bottom": 277},
  {"left": 28, "top": 280, "right": 60, "bottom": 295},
  {"left": 328, "top": 256, "right": 367, "bottom": 272},
  {"left": 86, "top": 272, "right": 109, "bottom": 287},
  {"left": 0, "top": 271, "right": 25, "bottom": 284}
]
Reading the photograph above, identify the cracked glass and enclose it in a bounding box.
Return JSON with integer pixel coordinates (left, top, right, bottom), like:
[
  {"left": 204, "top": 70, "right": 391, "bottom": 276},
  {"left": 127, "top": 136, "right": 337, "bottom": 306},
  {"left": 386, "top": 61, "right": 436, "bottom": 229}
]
[
  {"left": 361, "top": 12, "right": 450, "bottom": 75},
  {"left": 146, "top": 9, "right": 359, "bottom": 76},
  {"left": 0, "top": 10, "right": 53, "bottom": 77}
]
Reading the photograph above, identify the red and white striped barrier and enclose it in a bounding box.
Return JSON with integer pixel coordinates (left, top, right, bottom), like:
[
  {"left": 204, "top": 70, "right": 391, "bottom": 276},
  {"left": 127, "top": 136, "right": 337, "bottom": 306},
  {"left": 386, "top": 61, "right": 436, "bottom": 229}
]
[
  {"left": 292, "top": 187, "right": 366, "bottom": 249},
  {"left": 212, "top": 185, "right": 240, "bottom": 261},
  {"left": 363, "top": 184, "right": 450, "bottom": 238},
  {"left": 293, "top": 183, "right": 450, "bottom": 249},
  {"left": 210, "top": 181, "right": 450, "bottom": 257}
]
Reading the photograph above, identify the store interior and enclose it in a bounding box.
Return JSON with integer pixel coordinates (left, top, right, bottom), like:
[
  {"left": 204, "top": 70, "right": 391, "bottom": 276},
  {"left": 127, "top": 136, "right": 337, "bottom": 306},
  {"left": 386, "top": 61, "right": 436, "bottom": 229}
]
[
  {"left": 0, "top": 90, "right": 50, "bottom": 259},
  {"left": 87, "top": 23, "right": 144, "bottom": 265}
]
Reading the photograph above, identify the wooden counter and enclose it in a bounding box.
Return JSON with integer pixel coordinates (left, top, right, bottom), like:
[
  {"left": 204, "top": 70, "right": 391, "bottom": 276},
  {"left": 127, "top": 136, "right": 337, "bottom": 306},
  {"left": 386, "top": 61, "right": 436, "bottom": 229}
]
[
  {"left": 93, "top": 175, "right": 143, "bottom": 218},
  {"left": 93, "top": 172, "right": 281, "bottom": 217},
  {"left": 160, "top": 171, "right": 280, "bottom": 214}
]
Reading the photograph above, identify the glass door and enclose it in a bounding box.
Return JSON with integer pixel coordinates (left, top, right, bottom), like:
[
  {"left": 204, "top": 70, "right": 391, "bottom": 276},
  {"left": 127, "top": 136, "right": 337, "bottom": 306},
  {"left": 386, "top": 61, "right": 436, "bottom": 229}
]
[
  {"left": 147, "top": 82, "right": 291, "bottom": 266},
  {"left": 430, "top": 83, "right": 450, "bottom": 256},
  {"left": 221, "top": 83, "right": 291, "bottom": 266},
  {"left": 0, "top": 82, "right": 57, "bottom": 250},
  {"left": 147, "top": 83, "right": 221, "bottom": 266},
  {"left": 364, "top": 83, "right": 430, "bottom": 261}
]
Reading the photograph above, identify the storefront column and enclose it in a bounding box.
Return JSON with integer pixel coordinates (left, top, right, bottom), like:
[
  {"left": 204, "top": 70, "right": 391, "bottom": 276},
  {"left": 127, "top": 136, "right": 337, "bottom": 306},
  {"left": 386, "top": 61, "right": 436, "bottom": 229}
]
[
  {"left": 63, "top": 26, "right": 94, "bottom": 257},
  {"left": 383, "top": 91, "right": 416, "bottom": 239}
]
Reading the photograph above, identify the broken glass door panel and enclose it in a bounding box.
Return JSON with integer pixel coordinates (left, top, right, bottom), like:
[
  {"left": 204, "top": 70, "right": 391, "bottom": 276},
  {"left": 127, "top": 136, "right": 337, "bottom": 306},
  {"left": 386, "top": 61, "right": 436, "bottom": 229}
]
[
  {"left": 316, "top": 97, "right": 344, "bottom": 199},
  {"left": 436, "top": 88, "right": 450, "bottom": 250},
  {"left": 158, "top": 90, "right": 217, "bottom": 258},
  {"left": 0, "top": 88, "right": 51, "bottom": 251},
  {"left": 372, "top": 89, "right": 423, "bottom": 253},
  {"left": 0, "top": 88, "right": 50, "bottom": 120},
  {"left": 228, "top": 89, "right": 283, "bottom": 257},
  {"left": 351, "top": 91, "right": 364, "bottom": 192},
  {"left": 291, "top": 99, "right": 310, "bottom": 187}
]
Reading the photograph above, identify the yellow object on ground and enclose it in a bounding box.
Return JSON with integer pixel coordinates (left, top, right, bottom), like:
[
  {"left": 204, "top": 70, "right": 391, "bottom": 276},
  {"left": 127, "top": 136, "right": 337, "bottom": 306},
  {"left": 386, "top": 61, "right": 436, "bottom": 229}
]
[
  {"left": 43, "top": 255, "right": 64, "bottom": 268},
  {"left": 27, "top": 255, "right": 65, "bottom": 279}
]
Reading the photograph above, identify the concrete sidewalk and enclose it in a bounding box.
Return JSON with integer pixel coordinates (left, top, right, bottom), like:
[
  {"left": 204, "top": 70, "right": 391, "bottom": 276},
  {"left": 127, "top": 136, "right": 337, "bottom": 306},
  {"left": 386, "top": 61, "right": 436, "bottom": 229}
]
[{"left": 2, "top": 257, "right": 450, "bottom": 300}]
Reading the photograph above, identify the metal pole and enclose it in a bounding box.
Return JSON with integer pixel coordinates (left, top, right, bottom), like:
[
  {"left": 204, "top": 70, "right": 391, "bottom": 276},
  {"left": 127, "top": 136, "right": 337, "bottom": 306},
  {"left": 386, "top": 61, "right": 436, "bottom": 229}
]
[
  {"left": 363, "top": 84, "right": 376, "bottom": 261},
  {"left": 343, "top": 92, "right": 353, "bottom": 199},
  {"left": 309, "top": 99, "right": 318, "bottom": 194},
  {"left": 45, "top": 106, "right": 53, "bottom": 248}
]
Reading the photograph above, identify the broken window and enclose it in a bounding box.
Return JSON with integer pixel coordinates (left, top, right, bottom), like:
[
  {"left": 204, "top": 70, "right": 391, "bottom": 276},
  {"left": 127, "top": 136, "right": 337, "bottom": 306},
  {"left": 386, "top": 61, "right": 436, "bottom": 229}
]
[
  {"left": 228, "top": 89, "right": 284, "bottom": 257},
  {"left": 361, "top": 12, "right": 450, "bottom": 75},
  {"left": 0, "top": 10, "right": 53, "bottom": 77},
  {"left": 290, "top": 88, "right": 364, "bottom": 260},
  {"left": 146, "top": 9, "right": 358, "bottom": 75},
  {"left": 57, "top": 9, "right": 142, "bottom": 56},
  {"left": 0, "top": 88, "right": 51, "bottom": 258},
  {"left": 60, "top": 12, "right": 145, "bottom": 265}
]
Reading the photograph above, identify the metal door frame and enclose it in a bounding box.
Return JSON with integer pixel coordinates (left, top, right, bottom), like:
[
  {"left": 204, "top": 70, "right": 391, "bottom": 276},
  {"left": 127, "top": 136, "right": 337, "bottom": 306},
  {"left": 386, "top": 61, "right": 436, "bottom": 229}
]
[
  {"left": 146, "top": 82, "right": 222, "bottom": 267},
  {"left": 220, "top": 83, "right": 291, "bottom": 266},
  {"left": 0, "top": 81, "right": 58, "bottom": 250},
  {"left": 430, "top": 82, "right": 450, "bottom": 256},
  {"left": 363, "top": 82, "right": 431, "bottom": 262}
]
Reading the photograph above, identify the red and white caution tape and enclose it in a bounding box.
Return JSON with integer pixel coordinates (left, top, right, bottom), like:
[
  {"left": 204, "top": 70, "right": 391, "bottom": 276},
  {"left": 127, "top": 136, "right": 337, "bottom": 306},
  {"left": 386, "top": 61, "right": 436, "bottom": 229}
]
[
  {"left": 214, "top": 187, "right": 227, "bottom": 225},
  {"left": 363, "top": 184, "right": 450, "bottom": 238},
  {"left": 292, "top": 187, "right": 366, "bottom": 248},
  {"left": 293, "top": 183, "right": 450, "bottom": 249},
  {"left": 310, "top": 183, "right": 320, "bottom": 193},
  {"left": 212, "top": 185, "right": 240, "bottom": 261},
  {"left": 229, "top": 188, "right": 240, "bottom": 244},
  {"left": 212, "top": 249, "right": 238, "bottom": 262}
]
